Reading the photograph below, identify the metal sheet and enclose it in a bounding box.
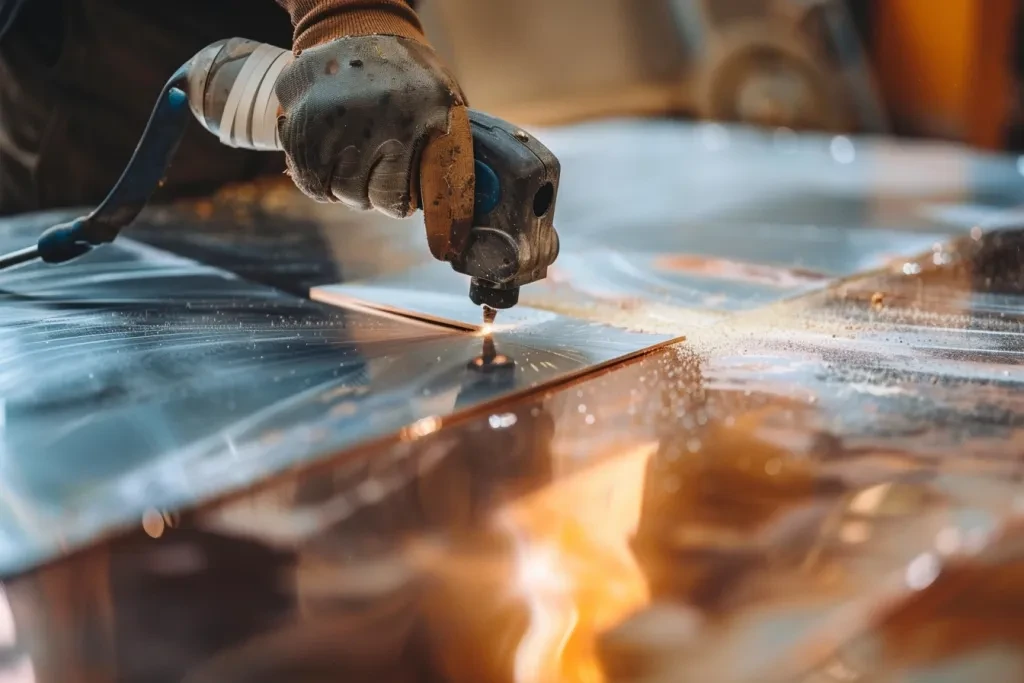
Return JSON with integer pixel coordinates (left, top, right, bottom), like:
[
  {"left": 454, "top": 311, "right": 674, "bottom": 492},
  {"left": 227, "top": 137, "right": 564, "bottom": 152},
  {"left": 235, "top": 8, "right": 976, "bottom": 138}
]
[
  {"left": 4, "top": 118, "right": 1024, "bottom": 577},
  {"left": 0, "top": 219, "right": 664, "bottom": 575},
  {"left": 3, "top": 119, "right": 1024, "bottom": 580},
  {"left": 4, "top": 120, "right": 1024, "bottom": 681},
  {"left": 312, "top": 263, "right": 679, "bottom": 341},
  {"left": 7, "top": 227, "right": 1024, "bottom": 682}
]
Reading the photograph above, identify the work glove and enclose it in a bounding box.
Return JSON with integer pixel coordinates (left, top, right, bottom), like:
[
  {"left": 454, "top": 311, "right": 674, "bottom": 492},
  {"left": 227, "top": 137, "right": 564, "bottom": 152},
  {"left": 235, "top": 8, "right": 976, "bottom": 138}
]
[{"left": 274, "top": 1, "right": 475, "bottom": 261}]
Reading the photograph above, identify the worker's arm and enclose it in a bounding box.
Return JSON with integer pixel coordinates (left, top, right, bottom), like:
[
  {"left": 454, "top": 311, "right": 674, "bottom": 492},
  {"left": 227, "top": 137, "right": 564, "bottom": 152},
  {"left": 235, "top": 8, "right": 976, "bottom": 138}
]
[
  {"left": 273, "top": 0, "right": 475, "bottom": 261},
  {"left": 275, "top": 0, "right": 423, "bottom": 50}
]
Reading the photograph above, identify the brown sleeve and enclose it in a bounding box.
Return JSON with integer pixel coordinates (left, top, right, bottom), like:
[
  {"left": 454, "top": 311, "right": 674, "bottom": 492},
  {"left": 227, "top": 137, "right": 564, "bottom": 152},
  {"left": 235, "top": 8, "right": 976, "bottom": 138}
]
[{"left": 276, "top": 0, "right": 425, "bottom": 51}]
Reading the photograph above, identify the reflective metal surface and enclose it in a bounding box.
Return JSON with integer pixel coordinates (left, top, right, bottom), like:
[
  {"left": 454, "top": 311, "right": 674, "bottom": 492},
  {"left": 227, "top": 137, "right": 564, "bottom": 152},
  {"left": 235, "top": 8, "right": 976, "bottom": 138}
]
[
  {"left": 4, "top": 120, "right": 1024, "bottom": 681},
  {"left": 7, "top": 225, "right": 1024, "bottom": 682},
  {"left": 0, "top": 212, "right": 656, "bottom": 575}
]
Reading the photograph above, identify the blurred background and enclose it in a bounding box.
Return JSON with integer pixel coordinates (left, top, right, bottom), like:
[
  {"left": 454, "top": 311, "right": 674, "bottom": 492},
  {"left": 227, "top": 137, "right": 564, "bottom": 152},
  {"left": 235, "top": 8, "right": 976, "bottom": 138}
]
[{"left": 418, "top": 0, "right": 1024, "bottom": 152}]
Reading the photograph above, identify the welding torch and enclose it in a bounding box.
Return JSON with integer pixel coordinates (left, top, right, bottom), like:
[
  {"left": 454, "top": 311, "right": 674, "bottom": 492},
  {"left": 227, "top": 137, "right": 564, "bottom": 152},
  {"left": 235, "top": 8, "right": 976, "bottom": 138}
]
[{"left": 0, "top": 39, "right": 561, "bottom": 311}]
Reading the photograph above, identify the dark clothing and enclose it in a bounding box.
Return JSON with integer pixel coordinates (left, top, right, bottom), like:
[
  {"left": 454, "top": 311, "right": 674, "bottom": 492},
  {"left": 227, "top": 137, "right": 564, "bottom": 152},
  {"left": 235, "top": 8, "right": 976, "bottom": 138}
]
[
  {"left": 0, "top": 0, "right": 292, "bottom": 215},
  {"left": 0, "top": 0, "right": 28, "bottom": 40},
  {"left": 0, "top": 0, "right": 419, "bottom": 43}
]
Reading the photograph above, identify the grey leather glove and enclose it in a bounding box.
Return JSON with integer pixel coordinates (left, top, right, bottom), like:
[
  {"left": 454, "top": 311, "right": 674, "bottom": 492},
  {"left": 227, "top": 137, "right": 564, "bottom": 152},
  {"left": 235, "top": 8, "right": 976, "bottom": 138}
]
[{"left": 274, "top": 35, "right": 476, "bottom": 260}]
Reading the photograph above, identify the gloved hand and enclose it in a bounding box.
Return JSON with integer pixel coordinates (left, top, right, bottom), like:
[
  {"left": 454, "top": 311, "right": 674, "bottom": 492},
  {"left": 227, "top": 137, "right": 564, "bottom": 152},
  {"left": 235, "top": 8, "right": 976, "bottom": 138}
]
[{"left": 274, "top": 2, "right": 475, "bottom": 262}]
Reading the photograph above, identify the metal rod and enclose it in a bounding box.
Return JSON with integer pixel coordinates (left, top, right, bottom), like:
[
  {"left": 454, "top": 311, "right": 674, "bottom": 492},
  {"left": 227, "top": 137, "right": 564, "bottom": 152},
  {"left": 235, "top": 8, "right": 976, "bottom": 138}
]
[{"left": 0, "top": 246, "right": 40, "bottom": 272}]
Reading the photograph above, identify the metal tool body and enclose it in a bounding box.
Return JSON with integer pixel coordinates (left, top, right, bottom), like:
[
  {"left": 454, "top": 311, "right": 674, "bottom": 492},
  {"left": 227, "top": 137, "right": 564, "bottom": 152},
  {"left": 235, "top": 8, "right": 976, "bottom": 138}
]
[{"left": 0, "top": 38, "right": 560, "bottom": 311}]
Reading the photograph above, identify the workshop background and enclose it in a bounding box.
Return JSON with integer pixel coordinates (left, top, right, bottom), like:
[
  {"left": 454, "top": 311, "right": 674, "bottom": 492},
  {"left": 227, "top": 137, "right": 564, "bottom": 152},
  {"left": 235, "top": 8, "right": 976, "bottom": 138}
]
[{"left": 420, "top": 0, "right": 1023, "bottom": 151}]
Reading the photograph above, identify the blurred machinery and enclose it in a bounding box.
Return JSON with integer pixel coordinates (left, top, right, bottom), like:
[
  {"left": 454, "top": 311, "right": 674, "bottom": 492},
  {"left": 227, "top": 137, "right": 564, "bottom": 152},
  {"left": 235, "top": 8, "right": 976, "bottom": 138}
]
[
  {"left": 422, "top": 0, "right": 1022, "bottom": 149},
  {"left": 678, "top": 0, "right": 886, "bottom": 133},
  {"left": 421, "top": 0, "right": 885, "bottom": 133}
]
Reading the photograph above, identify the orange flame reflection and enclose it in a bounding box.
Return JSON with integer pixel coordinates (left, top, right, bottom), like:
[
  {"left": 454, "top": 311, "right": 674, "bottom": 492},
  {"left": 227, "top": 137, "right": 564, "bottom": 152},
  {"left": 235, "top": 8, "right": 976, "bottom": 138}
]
[{"left": 498, "top": 443, "right": 656, "bottom": 683}]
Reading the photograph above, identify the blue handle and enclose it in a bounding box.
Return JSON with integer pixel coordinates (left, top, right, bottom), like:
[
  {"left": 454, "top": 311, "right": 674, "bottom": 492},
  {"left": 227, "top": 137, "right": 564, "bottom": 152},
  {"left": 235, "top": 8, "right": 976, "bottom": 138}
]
[{"left": 37, "top": 72, "right": 191, "bottom": 264}]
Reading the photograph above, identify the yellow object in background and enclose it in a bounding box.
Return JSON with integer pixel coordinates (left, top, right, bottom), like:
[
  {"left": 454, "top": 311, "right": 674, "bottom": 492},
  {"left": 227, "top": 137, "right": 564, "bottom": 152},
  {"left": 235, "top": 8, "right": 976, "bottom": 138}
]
[{"left": 873, "top": 0, "right": 1017, "bottom": 149}]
